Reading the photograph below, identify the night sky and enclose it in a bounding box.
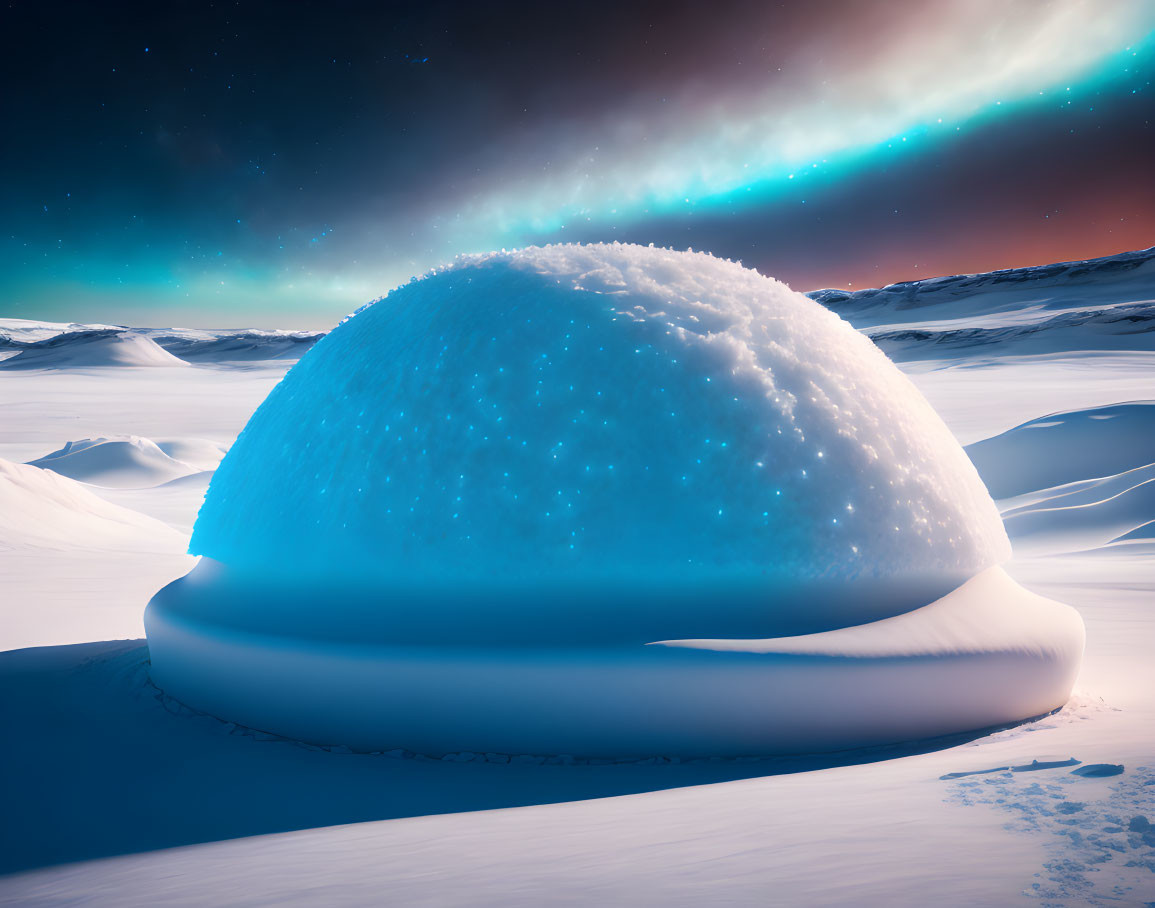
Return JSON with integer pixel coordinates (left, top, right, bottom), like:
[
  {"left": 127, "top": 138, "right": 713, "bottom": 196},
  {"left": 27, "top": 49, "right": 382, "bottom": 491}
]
[{"left": 3, "top": 0, "right": 1154, "bottom": 327}]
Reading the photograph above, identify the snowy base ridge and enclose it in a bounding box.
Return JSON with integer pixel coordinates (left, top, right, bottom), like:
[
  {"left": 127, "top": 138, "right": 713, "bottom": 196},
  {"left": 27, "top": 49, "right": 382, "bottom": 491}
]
[{"left": 145, "top": 566, "right": 1084, "bottom": 758}]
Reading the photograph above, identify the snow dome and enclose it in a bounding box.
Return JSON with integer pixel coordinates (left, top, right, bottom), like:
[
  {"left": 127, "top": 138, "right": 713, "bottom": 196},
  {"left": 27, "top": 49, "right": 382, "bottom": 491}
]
[{"left": 146, "top": 244, "right": 1084, "bottom": 758}]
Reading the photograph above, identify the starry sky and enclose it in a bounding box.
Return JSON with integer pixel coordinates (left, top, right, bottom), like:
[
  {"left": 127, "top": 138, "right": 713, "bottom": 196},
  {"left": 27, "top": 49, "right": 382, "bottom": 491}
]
[{"left": 3, "top": 0, "right": 1154, "bottom": 327}]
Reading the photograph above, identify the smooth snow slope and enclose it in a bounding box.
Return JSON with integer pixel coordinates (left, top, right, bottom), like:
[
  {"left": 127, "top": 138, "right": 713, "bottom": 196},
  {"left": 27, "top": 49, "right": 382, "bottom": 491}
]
[
  {"left": 0, "top": 460, "right": 191, "bottom": 650},
  {"left": 966, "top": 401, "right": 1155, "bottom": 499},
  {"left": 0, "top": 459, "right": 185, "bottom": 553},
  {"left": 145, "top": 244, "right": 1083, "bottom": 758}
]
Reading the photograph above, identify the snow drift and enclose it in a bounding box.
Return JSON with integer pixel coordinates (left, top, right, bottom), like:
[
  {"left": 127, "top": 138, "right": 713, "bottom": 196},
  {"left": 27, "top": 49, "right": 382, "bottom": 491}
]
[
  {"left": 966, "top": 401, "right": 1155, "bottom": 500},
  {"left": 27, "top": 436, "right": 217, "bottom": 489},
  {"left": 966, "top": 401, "right": 1155, "bottom": 555},
  {"left": 146, "top": 243, "right": 1082, "bottom": 756}
]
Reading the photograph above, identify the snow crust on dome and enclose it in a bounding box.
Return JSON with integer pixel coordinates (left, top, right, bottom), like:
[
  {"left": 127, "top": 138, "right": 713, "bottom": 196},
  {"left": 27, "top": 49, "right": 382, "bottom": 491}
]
[{"left": 185, "top": 243, "right": 1008, "bottom": 640}]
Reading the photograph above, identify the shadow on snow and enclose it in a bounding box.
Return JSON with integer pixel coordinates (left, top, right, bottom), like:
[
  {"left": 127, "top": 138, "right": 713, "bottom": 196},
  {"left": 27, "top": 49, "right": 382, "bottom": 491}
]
[{"left": 0, "top": 639, "right": 1048, "bottom": 875}]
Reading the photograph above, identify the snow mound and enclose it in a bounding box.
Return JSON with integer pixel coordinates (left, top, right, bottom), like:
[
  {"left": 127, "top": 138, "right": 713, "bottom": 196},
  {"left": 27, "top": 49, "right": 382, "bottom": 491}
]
[
  {"left": 147, "top": 243, "right": 1080, "bottom": 756},
  {"left": 0, "top": 329, "right": 187, "bottom": 369},
  {"left": 0, "top": 458, "right": 185, "bottom": 552},
  {"left": 26, "top": 436, "right": 213, "bottom": 489}
]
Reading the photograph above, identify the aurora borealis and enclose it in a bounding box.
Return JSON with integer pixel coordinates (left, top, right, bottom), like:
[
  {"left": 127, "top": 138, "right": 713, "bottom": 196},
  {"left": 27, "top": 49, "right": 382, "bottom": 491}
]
[{"left": 3, "top": 0, "right": 1154, "bottom": 326}]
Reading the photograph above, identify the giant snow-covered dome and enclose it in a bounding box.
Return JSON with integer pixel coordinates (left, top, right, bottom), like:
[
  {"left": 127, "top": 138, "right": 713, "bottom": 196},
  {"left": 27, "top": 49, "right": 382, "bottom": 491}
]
[{"left": 146, "top": 244, "right": 1082, "bottom": 758}]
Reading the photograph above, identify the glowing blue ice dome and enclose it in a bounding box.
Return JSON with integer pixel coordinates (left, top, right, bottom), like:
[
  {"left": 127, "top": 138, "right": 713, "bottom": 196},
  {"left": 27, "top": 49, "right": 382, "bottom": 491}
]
[{"left": 186, "top": 243, "right": 1009, "bottom": 642}]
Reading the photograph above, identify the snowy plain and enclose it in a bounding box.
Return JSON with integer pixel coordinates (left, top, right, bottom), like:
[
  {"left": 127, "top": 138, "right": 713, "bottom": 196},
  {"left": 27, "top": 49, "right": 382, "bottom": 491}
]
[{"left": 0, "top": 247, "right": 1153, "bottom": 906}]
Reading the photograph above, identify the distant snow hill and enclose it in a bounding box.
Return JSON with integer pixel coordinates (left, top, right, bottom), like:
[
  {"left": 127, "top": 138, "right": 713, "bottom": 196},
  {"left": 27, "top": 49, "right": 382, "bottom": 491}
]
[
  {"left": 0, "top": 329, "right": 187, "bottom": 369},
  {"left": 2, "top": 247, "right": 1150, "bottom": 370},
  {"left": 807, "top": 246, "right": 1155, "bottom": 361},
  {"left": 0, "top": 319, "right": 324, "bottom": 367},
  {"left": 808, "top": 246, "right": 1155, "bottom": 325},
  {"left": 966, "top": 401, "right": 1155, "bottom": 556},
  {"left": 149, "top": 328, "right": 324, "bottom": 362},
  {"left": 867, "top": 302, "right": 1155, "bottom": 362},
  {"left": 26, "top": 436, "right": 226, "bottom": 489},
  {"left": 0, "top": 317, "right": 122, "bottom": 344}
]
